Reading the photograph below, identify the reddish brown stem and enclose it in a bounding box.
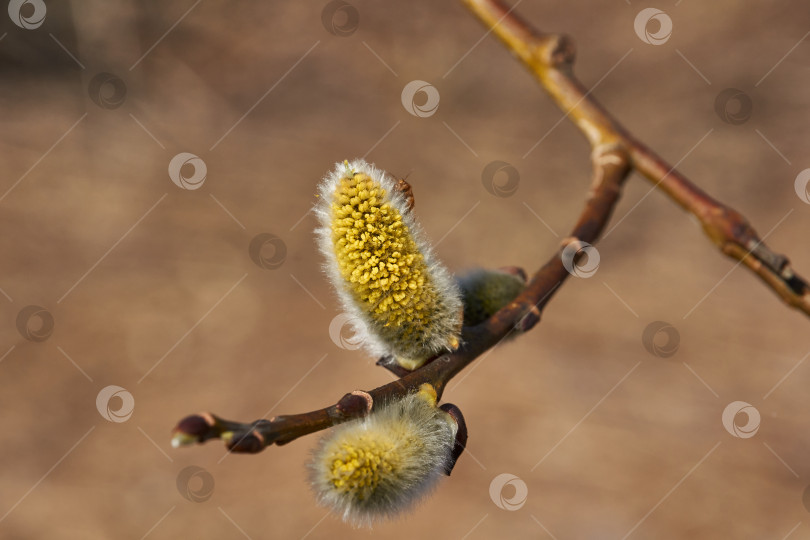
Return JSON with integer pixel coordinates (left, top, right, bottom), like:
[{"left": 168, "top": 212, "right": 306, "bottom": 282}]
[
  {"left": 173, "top": 147, "right": 630, "bottom": 452},
  {"left": 463, "top": 0, "right": 810, "bottom": 315},
  {"left": 173, "top": 0, "right": 809, "bottom": 454}
]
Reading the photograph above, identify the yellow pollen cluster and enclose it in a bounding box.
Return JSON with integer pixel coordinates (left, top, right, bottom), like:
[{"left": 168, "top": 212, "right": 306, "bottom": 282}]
[
  {"left": 310, "top": 386, "right": 455, "bottom": 525},
  {"left": 330, "top": 172, "right": 437, "bottom": 339},
  {"left": 329, "top": 436, "right": 398, "bottom": 497}
]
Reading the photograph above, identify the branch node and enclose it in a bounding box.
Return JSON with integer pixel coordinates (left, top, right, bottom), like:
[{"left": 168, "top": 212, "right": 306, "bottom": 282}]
[
  {"left": 544, "top": 33, "right": 576, "bottom": 67},
  {"left": 518, "top": 305, "right": 542, "bottom": 332},
  {"left": 226, "top": 430, "right": 266, "bottom": 453},
  {"left": 592, "top": 143, "right": 627, "bottom": 165},
  {"left": 335, "top": 390, "right": 374, "bottom": 419},
  {"left": 747, "top": 240, "right": 789, "bottom": 274},
  {"left": 375, "top": 355, "right": 414, "bottom": 377}
]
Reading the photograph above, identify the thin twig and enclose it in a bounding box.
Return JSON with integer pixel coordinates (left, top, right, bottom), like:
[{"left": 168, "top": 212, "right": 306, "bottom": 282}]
[
  {"left": 173, "top": 146, "right": 630, "bottom": 452},
  {"left": 172, "top": 0, "right": 809, "bottom": 453},
  {"left": 462, "top": 0, "right": 810, "bottom": 314}
]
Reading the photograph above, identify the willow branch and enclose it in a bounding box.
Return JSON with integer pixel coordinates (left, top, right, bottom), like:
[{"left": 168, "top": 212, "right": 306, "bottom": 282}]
[
  {"left": 172, "top": 146, "right": 631, "bottom": 453},
  {"left": 172, "top": 0, "right": 804, "bottom": 454},
  {"left": 462, "top": 0, "right": 810, "bottom": 315}
]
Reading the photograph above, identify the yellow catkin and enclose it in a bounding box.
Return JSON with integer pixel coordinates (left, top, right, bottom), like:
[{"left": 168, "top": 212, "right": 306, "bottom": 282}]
[
  {"left": 327, "top": 431, "right": 422, "bottom": 497},
  {"left": 310, "top": 387, "right": 456, "bottom": 526},
  {"left": 317, "top": 159, "right": 462, "bottom": 369},
  {"left": 331, "top": 173, "right": 435, "bottom": 335}
]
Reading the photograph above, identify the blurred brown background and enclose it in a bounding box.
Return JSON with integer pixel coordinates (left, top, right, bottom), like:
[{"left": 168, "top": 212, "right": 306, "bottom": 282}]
[{"left": 2, "top": 0, "right": 810, "bottom": 538}]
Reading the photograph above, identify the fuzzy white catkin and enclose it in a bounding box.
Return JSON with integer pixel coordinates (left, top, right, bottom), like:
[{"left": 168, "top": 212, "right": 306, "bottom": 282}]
[
  {"left": 309, "top": 390, "right": 457, "bottom": 526},
  {"left": 315, "top": 159, "right": 463, "bottom": 370}
]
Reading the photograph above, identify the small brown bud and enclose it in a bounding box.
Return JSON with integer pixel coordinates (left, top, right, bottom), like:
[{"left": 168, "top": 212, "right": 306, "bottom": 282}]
[
  {"left": 336, "top": 390, "right": 374, "bottom": 418},
  {"left": 172, "top": 413, "right": 216, "bottom": 447},
  {"left": 439, "top": 403, "right": 468, "bottom": 475}
]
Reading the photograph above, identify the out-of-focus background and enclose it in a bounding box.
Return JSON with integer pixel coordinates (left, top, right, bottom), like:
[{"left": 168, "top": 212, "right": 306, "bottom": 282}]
[{"left": 2, "top": 0, "right": 810, "bottom": 538}]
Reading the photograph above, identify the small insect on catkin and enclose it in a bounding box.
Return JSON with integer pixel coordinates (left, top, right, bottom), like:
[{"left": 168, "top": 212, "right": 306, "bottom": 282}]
[
  {"left": 316, "top": 159, "right": 463, "bottom": 370},
  {"left": 309, "top": 385, "right": 458, "bottom": 526}
]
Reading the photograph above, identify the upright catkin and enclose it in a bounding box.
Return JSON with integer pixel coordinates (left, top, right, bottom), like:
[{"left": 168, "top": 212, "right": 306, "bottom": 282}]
[{"left": 315, "top": 159, "right": 463, "bottom": 370}]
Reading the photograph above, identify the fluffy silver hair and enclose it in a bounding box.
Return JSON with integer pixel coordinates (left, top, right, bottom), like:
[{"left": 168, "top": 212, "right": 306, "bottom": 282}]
[{"left": 314, "top": 159, "right": 463, "bottom": 368}]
